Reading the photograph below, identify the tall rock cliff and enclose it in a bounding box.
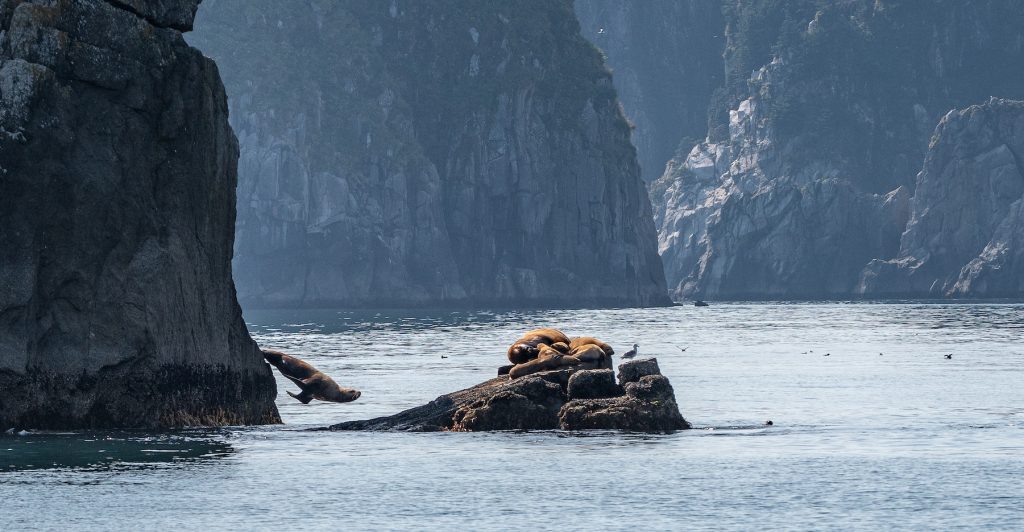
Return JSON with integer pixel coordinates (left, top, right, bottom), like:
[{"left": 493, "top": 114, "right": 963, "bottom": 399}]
[
  {"left": 189, "top": 0, "right": 669, "bottom": 308},
  {"left": 0, "top": 0, "right": 279, "bottom": 428},
  {"left": 650, "top": 0, "right": 1024, "bottom": 299},
  {"left": 860, "top": 98, "right": 1024, "bottom": 297},
  {"left": 574, "top": 0, "right": 724, "bottom": 182}
]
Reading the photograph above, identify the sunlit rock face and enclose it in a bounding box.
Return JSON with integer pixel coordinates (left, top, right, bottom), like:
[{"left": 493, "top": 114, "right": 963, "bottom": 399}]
[
  {"left": 859, "top": 98, "right": 1024, "bottom": 297},
  {"left": 190, "top": 0, "right": 669, "bottom": 309},
  {"left": 647, "top": 0, "right": 1024, "bottom": 300},
  {"left": 0, "top": 0, "right": 279, "bottom": 428}
]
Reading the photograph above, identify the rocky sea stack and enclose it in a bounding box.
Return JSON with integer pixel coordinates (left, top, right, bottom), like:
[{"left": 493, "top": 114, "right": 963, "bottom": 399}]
[
  {"left": 329, "top": 358, "right": 689, "bottom": 432},
  {"left": 0, "top": 0, "right": 279, "bottom": 428},
  {"left": 189, "top": 0, "right": 670, "bottom": 309},
  {"left": 860, "top": 98, "right": 1024, "bottom": 297}
]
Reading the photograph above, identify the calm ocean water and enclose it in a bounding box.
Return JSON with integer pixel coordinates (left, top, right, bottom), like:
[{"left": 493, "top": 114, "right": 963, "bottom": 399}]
[{"left": 2, "top": 302, "right": 1023, "bottom": 530}]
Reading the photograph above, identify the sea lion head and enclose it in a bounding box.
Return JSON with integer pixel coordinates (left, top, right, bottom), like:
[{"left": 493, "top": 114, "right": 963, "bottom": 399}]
[
  {"left": 323, "top": 386, "right": 362, "bottom": 403},
  {"left": 306, "top": 373, "right": 362, "bottom": 403},
  {"left": 508, "top": 343, "right": 539, "bottom": 364}
]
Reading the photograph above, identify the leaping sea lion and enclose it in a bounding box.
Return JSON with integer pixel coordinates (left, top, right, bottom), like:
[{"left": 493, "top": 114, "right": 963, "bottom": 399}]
[{"left": 262, "top": 349, "right": 361, "bottom": 404}]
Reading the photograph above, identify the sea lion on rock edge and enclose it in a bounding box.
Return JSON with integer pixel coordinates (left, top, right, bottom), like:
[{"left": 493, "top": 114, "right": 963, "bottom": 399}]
[
  {"left": 568, "top": 337, "right": 614, "bottom": 357},
  {"left": 262, "top": 349, "right": 361, "bottom": 404},
  {"left": 506, "top": 328, "right": 570, "bottom": 364},
  {"left": 568, "top": 343, "right": 612, "bottom": 370}
]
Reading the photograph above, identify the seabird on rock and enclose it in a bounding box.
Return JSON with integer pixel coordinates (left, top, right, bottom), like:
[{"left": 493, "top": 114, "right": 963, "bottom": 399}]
[{"left": 622, "top": 344, "right": 639, "bottom": 359}]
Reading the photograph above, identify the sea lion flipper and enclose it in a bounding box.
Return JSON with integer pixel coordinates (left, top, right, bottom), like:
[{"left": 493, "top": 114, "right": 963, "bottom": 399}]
[{"left": 287, "top": 390, "right": 314, "bottom": 404}]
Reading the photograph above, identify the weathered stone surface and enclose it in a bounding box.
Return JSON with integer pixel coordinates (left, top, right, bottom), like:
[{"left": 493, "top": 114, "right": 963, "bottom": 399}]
[
  {"left": 567, "top": 369, "right": 621, "bottom": 400},
  {"left": 617, "top": 358, "right": 661, "bottom": 386},
  {"left": 560, "top": 373, "right": 689, "bottom": 432},
  {"left": 859, "top": 98, "right": 1024, "bottom": 297},
  {"left": 329, "top": 358, "right": 687, "bottom": 433},
  {"left": 647, "top": 1, "right": 1024, "bottom": 300},
  {"left": 189, "top": 0, "right": 670, "bottom": 309},
  {"left": 0, "top": 0, "right": 279, "bottom": 428}
]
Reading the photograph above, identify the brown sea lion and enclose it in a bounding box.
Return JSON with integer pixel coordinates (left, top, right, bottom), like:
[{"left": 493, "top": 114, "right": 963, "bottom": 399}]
[
  {"left": 569, "top": 343, "right": 613, "bottom": 370},
  {"left": 508, "top": 352, "right": 581, "bottom": 379},
  {"left": 506, "top": 328, "right": 570, "bottom": 364},
  {"left": 262, "top": 349, "right": 361, "bottom": 404},
  {"left": 568, "top": 337, "right": 614, "bottom": 357}
]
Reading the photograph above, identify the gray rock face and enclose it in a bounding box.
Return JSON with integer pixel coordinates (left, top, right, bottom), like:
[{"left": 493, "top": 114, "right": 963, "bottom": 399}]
[
  {"left": 859, "top": 98, "right": 1024, "bottom": 297},
  {"left": 648, "top": 1, "right": 1024, "bottom": 299},
  {"left": 330, "top": 357, "right": 688, "bottom": 432},
  {"left": 0, "top": 0, "right": 279, "bottom": 428},
  {"left": 574, "top": 0, "right": 724, "bottom": 182},
  {"left": 189, "top": 0, "right": 669, "bottom": 309}
]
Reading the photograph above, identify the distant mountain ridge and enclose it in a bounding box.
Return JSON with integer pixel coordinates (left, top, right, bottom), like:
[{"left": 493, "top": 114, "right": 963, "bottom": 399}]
[
  {"left": 190, "top": 0, "right": 669, "bottom": 309},
  {"left": 577, "top": 0, "right": 1024, "bottom": 299}
]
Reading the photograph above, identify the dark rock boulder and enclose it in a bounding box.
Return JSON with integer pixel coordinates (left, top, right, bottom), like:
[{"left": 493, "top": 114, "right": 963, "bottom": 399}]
[
  {"left": 560, "top": 374, "right": 689, "bottom": 432},
  {"left": 617, "top": 358, "right": 661, "bottom": 386},
  {"left": 567, "top": 369, "right": 622, "bottom": 400},
  {"left": 0, "top": 0, "right": 279, "bottom": 429},
  {"left": 329, "top": 357, "right": 688, "bottom": 433}
]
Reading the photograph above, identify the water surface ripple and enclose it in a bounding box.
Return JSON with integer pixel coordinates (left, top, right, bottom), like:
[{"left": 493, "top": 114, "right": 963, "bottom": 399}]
[{"left": 3, "top": 302, "right": 1023, "bottom": 529}]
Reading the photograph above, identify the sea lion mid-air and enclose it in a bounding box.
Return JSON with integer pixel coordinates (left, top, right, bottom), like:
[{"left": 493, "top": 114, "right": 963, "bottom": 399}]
[{"left": 262, "top": 349, "right": 361, "bottom": 404}]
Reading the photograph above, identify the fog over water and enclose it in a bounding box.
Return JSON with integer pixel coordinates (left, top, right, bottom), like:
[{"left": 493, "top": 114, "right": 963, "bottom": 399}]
[{"left": 3, "top": 302, "right": 1023, "bottom": 529}]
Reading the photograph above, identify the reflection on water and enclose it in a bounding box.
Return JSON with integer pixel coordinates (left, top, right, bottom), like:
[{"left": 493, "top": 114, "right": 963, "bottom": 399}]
[
  {"left": 0, "top": 431, "right": 233, "bottom": 472},
  {"left": 3, "top": 302, "right": 1024, "bottom": 529}
]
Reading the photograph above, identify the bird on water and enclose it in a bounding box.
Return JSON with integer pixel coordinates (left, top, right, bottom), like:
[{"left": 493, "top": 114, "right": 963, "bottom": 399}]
[
  {"left": 945, "top": 354, "right": 953, "bottom": 359},
  {"left": 622, "top": 343, "right": 639, "bottom": 359}
]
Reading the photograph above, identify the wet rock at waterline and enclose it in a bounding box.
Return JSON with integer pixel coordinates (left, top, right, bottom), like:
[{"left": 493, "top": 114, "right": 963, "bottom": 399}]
[{"left": 328, "top": 358, "right": 689, "bottom": 433}]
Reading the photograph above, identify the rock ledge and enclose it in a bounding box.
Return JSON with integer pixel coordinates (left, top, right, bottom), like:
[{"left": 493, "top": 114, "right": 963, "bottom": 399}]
[{"left": 328, "top": 358, "right": 689, "bottom": 433}]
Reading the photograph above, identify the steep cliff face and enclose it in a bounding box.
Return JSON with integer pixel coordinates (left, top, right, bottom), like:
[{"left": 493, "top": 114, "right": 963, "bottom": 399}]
[
  {"left": 652, "top": 0, "right": 1024, "bottom": 299},
  {"left": 860, "top": 98, "right": 1024, "bottom": 297},
  {"left": 574, "top": 0, "right": 724, "bottom": 182},
  {"left": 0, "top": 0, "right": 279, "bottom": 428},
  {"left": 190, "top": 0, "right": 669, "bottom": 308}
]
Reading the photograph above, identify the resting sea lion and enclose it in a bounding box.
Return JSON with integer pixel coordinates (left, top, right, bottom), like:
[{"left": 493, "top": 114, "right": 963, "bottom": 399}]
[
  {"left": 262, "top": 349, "right": 361, "bottom": 404},
  {"left": 506, "top": 328, "right": 570, "bottom": 364},
  {"left": 569, "top": 337, "right": 614, "bottom": 357},
  {"left": 508, "top": 351, "right": 581, "bottom": 379},
  {"left": 569, "top": 343, "right": 613, "bottom": 370}
]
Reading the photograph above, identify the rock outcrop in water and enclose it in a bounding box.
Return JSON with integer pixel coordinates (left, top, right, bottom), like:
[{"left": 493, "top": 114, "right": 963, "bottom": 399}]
[
  {"left": 329, "top": 358, "right": 689, "bottom": 432},
  {"left": 638, "top": 1, "right": 1024, "bottom": 299},
  {"left": 189, "top": 0, "right": 669, "bottom": 309},
  {"left": 859, "top": 98, "right": 1024, "bottom": 297},
  {"left": 0, "top": 0, "right": 279, "bottom": 428},
  {"left": 574, "top": 0, "right": 724, "bottom": 182}
]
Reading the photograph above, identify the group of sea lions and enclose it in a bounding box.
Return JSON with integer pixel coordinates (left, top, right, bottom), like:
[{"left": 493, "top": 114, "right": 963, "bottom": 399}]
[
  {"left": 261, "top": 327, "right": 618, "bottom": 405},
  {"left": 504, "top": 328, "right": 615, "bottom": 379}
]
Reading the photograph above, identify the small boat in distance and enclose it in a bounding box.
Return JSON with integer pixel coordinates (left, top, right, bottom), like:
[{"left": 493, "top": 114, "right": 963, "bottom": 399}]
[{"left": 694, "top": 300, "right": 709, "bottom": 307}]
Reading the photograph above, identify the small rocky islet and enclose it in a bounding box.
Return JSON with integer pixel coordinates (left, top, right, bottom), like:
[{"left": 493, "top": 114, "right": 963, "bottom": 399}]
[{"left": 328, "top": 329, "right": 690, "bottom": 433}]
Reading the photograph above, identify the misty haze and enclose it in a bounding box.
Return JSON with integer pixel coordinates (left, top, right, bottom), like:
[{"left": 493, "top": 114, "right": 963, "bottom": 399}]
[{"left": 2, "top": 1, "right": 1023, "bottom": 529}]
